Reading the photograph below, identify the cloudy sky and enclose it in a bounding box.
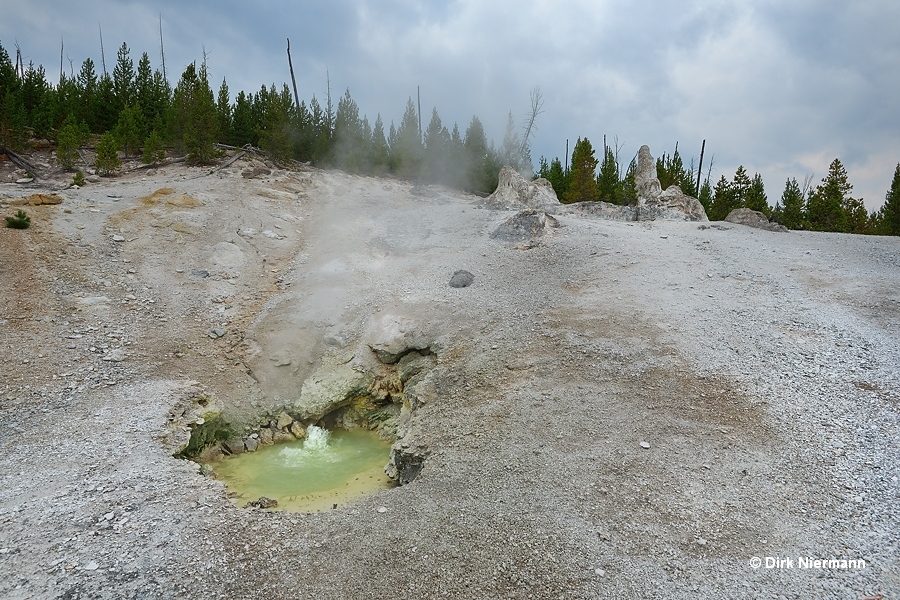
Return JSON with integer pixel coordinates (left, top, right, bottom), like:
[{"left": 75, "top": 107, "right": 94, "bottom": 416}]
[{"left": 3, "top": 1, "right": 899, "bottom": 210}]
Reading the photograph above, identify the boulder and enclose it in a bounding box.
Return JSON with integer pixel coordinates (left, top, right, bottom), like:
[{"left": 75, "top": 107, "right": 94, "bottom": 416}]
[
  {"left": 491, "top": 209, "right": 560, "bottom": 243},
  {"left": 367, "top": 314, "right": 431, "bottom": 364},
  {"left": 449, "top": 270, "right": 474, "bottom": 288},
  {"left": 724, "top": 208, "right": 789, "bottom": 232},
  {"left": 291, "top": 364, "right": 373, "bottom": 421},
  {"left": 565, "top": 201, "right": 635, "bottom": 221},
  {"left": 484, "top": 166, "right": 560, "bottom": 211}
]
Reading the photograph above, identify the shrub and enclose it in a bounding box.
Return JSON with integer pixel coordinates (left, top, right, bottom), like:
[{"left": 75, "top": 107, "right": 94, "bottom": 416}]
[
  {"left": 73, "top": 170, "right": 85, "bottom": 186},
  {"left": 5, "top": 210, "right": 31, "bottom": 229},
  {"left": 142, "top": 129, "right": 166, "bottom": 165}
]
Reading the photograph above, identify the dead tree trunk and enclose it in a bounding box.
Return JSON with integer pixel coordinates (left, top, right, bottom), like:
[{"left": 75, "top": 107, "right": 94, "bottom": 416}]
[
  {"left": 287, "top": 38, "right": 300, "bottom": 111},
  {"left": 695, "top": 139, "right": 706, "bottom": 194},
  {"left": 1, "top": 146, "right": 39, "bottom": 179}
]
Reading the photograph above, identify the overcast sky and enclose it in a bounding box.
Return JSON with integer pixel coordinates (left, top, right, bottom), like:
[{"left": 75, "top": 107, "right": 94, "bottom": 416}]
[{"left": 3, "top": 1, "right": 899, "bottom": 210}]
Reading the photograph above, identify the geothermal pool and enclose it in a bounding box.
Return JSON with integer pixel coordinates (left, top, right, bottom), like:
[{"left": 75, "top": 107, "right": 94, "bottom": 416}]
[{"left": 208, "top": 426, "right": 395, "bottom": 512}]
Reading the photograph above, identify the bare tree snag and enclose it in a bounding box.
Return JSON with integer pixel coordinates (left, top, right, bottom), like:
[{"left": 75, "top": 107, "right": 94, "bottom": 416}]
[
  {"left": 99, "top": 24, "right": 107, "bottom": 76},
  {"left": 287, "top": 38, "right": 300, "bottom": 111},
  {"left": 520, "top": 86, "right": 544, "bottom": 155},
  {"left": 696, "top": 139, "right": 706, "bottom": 194}
]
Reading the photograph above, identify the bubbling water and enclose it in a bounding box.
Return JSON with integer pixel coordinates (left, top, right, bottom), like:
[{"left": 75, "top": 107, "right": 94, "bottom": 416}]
[{"left": 207, "top": 427, "right": 394, "bottom": 512}]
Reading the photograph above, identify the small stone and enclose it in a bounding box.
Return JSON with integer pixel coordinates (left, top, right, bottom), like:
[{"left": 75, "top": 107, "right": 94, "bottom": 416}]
[
  {"left": 101, "top": 348, "right": 126, "bottom": 362},
  {"left": 639, "top": 441, "right": 651, "bottom": 449},
  {"left": 290, "top": 421, "right": 307, "bottom": 439},
  {"left": 696, "top": 538, "right": 708, "bottom": 546},
  {"left": 276, "top": 411, "right": 293, "bottom": 430},
  {"left": 244, "top": 437, "right": 259, "bottom": 452},
  {"left": 595, "top": 568, "right": 606, "bottom": 576},
  {"left": 195, "top": 417, "right": 205, "bottom": 425},
  {"left": 208, "top": 328, "right": 227, "bottom": 339},
  {"left": 83, "top": 561, "right": 99, "bottom": 571},
  {"left": 449, "top": 270, "right": 475, "bottom": 288},
  {"left": 112, "top": 235, "right": 125, "bottom": 242},
  {"left": 16, "top": 177, "right": 33, "bottom": 184},
  {"left": 377, "top": 506, "right": 388, "bottom": 513},
  {"left": 190, "top": 269, "right": 209, "bottom": 278}
]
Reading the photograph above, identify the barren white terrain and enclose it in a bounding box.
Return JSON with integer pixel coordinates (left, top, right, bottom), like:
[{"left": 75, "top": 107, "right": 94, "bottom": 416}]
[{"left": 1, "top": 155, "right": 898, "bottom": 599}]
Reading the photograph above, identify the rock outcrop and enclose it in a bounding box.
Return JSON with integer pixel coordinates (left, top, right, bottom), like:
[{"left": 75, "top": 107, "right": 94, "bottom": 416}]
[
  {"left": 633, "top": 146, "right": 708, "bottom": 222},
  {"left": 724, "top": 208, "right": 789, "bottom": 232},
  {"left": 291, "top": 363, "right": 374, "bottom": 421},
  {"left": 484, "top": 166, "right": 560, "bottom": 211},
  {"left": 367, "top": 314, "right": 431, "bottom": 364}
]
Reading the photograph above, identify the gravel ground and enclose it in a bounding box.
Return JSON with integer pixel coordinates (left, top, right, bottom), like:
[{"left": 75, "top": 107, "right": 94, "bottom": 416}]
[{"left": 0, "top": 157, "right": 897, "bottom": 599}]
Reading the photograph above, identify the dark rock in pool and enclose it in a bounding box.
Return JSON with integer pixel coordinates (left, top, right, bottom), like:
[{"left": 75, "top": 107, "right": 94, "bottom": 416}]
[
  {"left": 449, "top": 270, "right": 474, "bottom": 288},
  {"left": 246, "top": 496, "right": 278, "bottom": 509}
]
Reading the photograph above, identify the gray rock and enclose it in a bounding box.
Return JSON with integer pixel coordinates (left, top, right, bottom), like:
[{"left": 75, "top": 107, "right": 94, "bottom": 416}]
[
  {"left": 190, "top": 269, "right": 209, "bottom": 278},
  {"left": 223, "top": 438, "right": 245, "bottom": 455},
  {"left": 449, "top": 270, "right": 474, "bottom": 288},
  {"left": 112, "top": 235, "right": 126, "bottom": 242},
  {"left": 276, "top": 411, "right": 293, "bottom": 430},
  {"left": 385, "top": 442, "right": 429, "bottom": 485},
  {"left": 491, "top": 209, "right": 559, "bottom": 243},
  {"left": 724, "top": 208, "right": 789, "bottom": 232},
  {"left": 635, "top": 145, "right": 663, "bottom": 199},
  {"left": 245, "top": 496, "right": 278, "bottom": 508},
  {"left": 640, "top": 441, "right": 651, "bottom": 449},
  {"left": 292, "top": 364, "right": 373, "bottom": 421},
  {"left": 100, "top": 348, "right": 126, "bottom": 362},
  {"left": 258, "top": 427, "right": 274, "bottom": 445},
  {"left": 208, "top": 328, "right": 227, "bottom": 339},
  {"left": 633, "top": 146, "right": 708, "bottom": 222},
  {"left": 483, "top": 166, "right": 560, "bottom": 211},
  {"left": 367, "top": 314, "right": 431, "bottom": 364},
  {"left": 244, "top": 437, "right": 259, "bottom": 452}
]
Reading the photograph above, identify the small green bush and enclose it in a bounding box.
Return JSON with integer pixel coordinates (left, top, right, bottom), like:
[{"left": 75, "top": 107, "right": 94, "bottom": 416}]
[
  {"left": 5, "top": 210, "right": 31, "bottom": 229},
  {"left": 73, "top": 170, "right": 85, "bottom": 186}
]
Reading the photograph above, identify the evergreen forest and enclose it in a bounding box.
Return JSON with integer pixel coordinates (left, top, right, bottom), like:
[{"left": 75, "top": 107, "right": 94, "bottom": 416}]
[{"left": 2, "top": 38, "right": 898, "bottom": 236}]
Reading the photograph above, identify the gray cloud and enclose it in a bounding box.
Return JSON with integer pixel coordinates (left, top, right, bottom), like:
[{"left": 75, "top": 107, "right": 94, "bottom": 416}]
[{"left": 3, "top": 0, "right": 898, "bottom": 209}]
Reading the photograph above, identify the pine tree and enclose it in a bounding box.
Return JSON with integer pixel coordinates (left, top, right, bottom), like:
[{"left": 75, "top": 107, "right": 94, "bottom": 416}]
[
  {"left": 231, "top": 90, "right": 255, "bottom": 147},
  {"left": 731, "top": 165, "right": 751, "bottom": 208},
  {"left": 596, "top": 145, "right": 619, "bottom": 203},
  {"left": 422, "top": 107, "right": 449, "bottom": 184},
  {"left": 216, "top": 78, "right": 231, "bottom": 145},
  {"left": 95, "top": 131, "right": 121, "bottom": 175},
  {"left": 56, "top": 122, "right": 82, "bottom": 170},
  {"left": 563, "top": 137, "right": 599, "bottom": 203},
  {"left": 546, "top": 157, "right": 568, "bottom": 199},
  {"left": 881, "top": 163, "right": 900, "bottom": 236},
  {"left": 708, "top": 175, "right": 733, "bottom": 221},
  {"left": 333, "top": 88, "right": 365, "bottom": 171},
  {"left": 745, "top": 172, "right": 769, "bottom": 215},
  {"left": 779, "top": 177, "right": 805, "bottom": 229},
  {"left": 807, "top": 158, "right": 852, "bottom": 232},
  {"left": 171, "top": 62, "right": 219, "bottom": 164},
  {"left": 258, "top": 84, "right": 294, "bottom": 161},
  {"left": 463, "top": 115, "right": 490, "bottom": 191},
  {"left": 395, "top": 97, "right": 423, "bottom": 180},
  {"left": 698, "top": 178, "right": 713, "bottom": 213},
  {"left": 499, "top": 111, "right": 525, "bottom": 173},
  {"left": 112, "top": 42, "right": 134, "bottom": 112},
  {"left": 615, "top": 158, "right": 637, "bottom": 206},
  {"left": 142, "top": 129, "right": 165, "bottom": 165},
  {"left": 115, "top": 103, "right": 144, "bottom": 157},
  {"left": 371, "top": 114, "right": 389, "bottom": 174}
]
